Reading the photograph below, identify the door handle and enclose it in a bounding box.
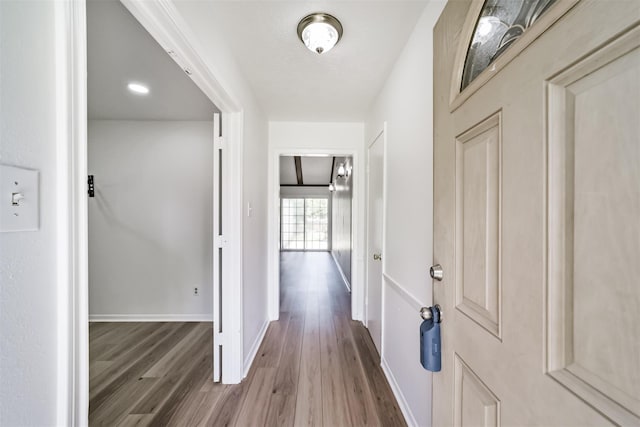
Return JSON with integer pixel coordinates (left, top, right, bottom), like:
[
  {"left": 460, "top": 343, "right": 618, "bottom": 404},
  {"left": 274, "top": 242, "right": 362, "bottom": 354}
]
[
  {"left": 420, "top": 304, "right": 443, "bottom": 321},
  {"left": 373, "top": 253, "right": 382, "bottom": 261}
]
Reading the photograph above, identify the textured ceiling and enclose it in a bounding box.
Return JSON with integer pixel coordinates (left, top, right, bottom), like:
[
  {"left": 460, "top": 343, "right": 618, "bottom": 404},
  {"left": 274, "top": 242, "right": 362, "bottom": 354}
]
[
  {"left": 87, "top": 0, "right": 218, "bottom": 120},
  {"left": 173, "top": 0, "right": 429, "bottom": 121}
]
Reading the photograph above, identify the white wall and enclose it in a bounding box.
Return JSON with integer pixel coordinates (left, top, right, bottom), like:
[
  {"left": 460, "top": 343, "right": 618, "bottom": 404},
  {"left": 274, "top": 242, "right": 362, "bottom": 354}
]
[
  {"left": 331, "top": 156, "right": 353, "bottom": 287},
  {"left": 88, "top": 120, "right": 213, "bottom": 319},
  {"left": 268, "top": 122, "right": 365, "bottom": 320},
  {"left": 365, "top": 1, "right": 446, "bottom": 426},
  {"left": 0, "top": 1, "right": 59, "bottom": 424},
  {"left": 240, "top": 93, "right": 269, "bottom": 373},
  {"left": 279, "top": 186, "right": 331, "bottom": 198}
]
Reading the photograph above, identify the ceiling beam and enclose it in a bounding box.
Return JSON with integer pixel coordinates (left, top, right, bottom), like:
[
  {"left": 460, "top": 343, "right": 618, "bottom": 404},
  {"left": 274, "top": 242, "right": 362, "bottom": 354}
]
[
  {"left": 294, "top": 156, "right": 303, "bottom": 185},
  {"left": 329, "top": 156, "right": 336, "bottom": 183},
  {"left": 280, "top": 184, "right": 328, "bottom": 187}
]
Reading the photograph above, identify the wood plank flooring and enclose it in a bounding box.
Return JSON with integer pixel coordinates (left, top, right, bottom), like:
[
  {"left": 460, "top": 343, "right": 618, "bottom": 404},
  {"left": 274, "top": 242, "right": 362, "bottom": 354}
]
[{"left": 89, "top": 251, "right": 406, "bottom": 426}]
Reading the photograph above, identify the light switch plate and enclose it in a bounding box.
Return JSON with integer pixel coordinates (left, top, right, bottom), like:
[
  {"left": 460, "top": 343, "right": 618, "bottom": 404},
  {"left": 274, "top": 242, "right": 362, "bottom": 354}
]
[{"left": 0, "top": 164, "right": 39, "bottom": 232}]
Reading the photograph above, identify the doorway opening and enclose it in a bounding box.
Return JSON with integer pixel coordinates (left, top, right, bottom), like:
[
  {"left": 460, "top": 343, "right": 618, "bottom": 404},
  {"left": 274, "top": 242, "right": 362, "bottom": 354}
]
[
  {"left": 278, "top": 155, "right": 354, "bottom": 313},
  {"left": 60, "top": 0, "right": 246, "bottom": 421},
  {"left": 86, "top": 0, "right": 225, "bottom": 422}
]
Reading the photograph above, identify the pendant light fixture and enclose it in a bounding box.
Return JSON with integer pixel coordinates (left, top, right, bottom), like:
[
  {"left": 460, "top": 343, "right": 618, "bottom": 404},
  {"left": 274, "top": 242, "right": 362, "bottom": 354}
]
[{"left": 297, "top": 13, "right": 343, "bottom": 54}]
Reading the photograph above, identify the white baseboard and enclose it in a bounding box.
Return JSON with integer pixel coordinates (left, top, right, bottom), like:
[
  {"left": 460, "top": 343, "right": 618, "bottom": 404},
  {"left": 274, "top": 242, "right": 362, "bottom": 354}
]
[
  {"left": 330, "top": 250, "right": 351, "bottom": 292},
  {"left": 381, "top": 357, "right": 419, "bottom": 427},
  {"left": 89, "top": 314, "right": 213, "bottom": 322},
  {"left": 243, "top": 320, "right": 270, "bottom": 378}
]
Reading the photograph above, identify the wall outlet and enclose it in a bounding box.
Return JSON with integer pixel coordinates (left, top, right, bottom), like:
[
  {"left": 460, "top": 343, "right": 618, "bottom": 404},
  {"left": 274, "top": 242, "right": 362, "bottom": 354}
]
[{"left": 193, "top": 287, "right": 199, "bottom": 296}]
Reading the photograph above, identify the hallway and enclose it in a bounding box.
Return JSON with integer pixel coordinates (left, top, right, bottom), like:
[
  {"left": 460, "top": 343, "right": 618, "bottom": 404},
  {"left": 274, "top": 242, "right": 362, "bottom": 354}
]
[{"left": 88, "top": 252, "right": 405, "bottom": 426}]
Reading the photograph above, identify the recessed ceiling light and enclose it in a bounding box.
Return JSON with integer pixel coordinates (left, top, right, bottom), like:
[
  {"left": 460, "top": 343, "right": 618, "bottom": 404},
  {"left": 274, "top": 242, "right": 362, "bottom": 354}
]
[
  {"left": 297, "top": 13, "right": 343, "bottom": 55},
  {"left": 127, "top": 82, "right": 149, "bottom": 95}
]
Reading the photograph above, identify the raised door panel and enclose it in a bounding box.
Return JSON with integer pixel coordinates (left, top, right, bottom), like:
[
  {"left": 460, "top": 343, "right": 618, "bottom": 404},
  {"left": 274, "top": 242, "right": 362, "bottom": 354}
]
[
  {"left": 454, "top": 354, "right": 500, "bottom": 427},
  {"left": 455, "top": 112, "right": 502, "bottom": 339},
  {"left": 546, "top": 27, "right": 640, "bottom": 425}
]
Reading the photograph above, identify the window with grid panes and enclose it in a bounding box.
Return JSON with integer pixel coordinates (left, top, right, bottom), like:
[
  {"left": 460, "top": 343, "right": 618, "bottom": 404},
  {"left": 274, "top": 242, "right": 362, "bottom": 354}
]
[
  {"left": 281, "top": 198, "right": 305, "bottom": 250},
  {"left": 280, "top": 198, "right": 329, "bottom": 250}
]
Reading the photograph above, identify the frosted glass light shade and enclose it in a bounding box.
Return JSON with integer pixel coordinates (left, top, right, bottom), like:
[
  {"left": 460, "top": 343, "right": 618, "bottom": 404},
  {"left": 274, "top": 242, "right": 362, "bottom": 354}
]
[
  {"left": 297, "top": 13, "right": 343, "bottom": 55},
  {"left": 302, "top": 22, "right": 338, "bottom": 54}
]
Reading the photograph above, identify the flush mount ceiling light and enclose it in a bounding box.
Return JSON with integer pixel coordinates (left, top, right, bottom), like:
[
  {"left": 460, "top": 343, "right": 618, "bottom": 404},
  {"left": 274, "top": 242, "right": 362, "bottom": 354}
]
[
  {"left": 127, "top": 82, "right": 149, "bottom": 95},
  {"left": 297, "top": 13, "right": 343, "bottom": 54}
]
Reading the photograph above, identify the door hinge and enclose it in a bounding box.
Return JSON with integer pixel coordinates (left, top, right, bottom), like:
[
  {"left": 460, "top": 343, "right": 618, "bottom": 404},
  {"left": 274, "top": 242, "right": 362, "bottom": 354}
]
[
  {"left": 215, "top": 136, "right": 225, "bottom": 150},
  {"left": 88, "top": 175, "right": 95, "bottom": 197},
  {"left": 214, "top": 331, "right": 225, "bottom": 346},
  {"left": 216, "top": 235, "right": 227, "bottom": 248}
]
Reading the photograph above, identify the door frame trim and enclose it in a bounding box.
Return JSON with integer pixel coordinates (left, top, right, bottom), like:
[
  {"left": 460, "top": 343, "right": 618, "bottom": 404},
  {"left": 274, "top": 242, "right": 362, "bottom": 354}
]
[
  {"left": 365, "top": 124, "right": 387, "bottom": 355},
  {"left": 55, "top": 1, "right": 89, "bottom": 424},
  {"left": 57, "top": 0, "right": 245, "bottom": 423},
  {"left": 268, "top": 148, "right": 364, "bottom": 322}
]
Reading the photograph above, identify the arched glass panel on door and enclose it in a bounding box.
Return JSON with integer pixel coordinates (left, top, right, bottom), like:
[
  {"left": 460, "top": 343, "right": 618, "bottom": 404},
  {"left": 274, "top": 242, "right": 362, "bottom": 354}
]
[{"left": 461, "top": 0, "right": 557, "bottom": 90}]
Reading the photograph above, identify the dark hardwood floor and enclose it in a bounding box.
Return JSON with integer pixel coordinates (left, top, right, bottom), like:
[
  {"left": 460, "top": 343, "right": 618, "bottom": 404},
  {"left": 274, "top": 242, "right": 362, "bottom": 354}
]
[{"left": 89, "top": 251, "right": 406, "bottom": 426}]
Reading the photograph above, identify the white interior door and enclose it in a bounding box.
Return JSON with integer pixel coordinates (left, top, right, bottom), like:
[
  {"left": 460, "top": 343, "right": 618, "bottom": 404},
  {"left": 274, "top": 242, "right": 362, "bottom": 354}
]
[
  {"left": 212, "top": 112, "right": 222, "bottom": 382},
  {"left": 367, "top": 131, "right": 384, "bottom": 354},
  {"left": 433, "top": 1, "right": 639, "bottom": 425}
]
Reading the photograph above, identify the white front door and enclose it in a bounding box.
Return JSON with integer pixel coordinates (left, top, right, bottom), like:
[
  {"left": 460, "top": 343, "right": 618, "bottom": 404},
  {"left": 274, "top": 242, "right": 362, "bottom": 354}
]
[
  {"left": 433, "top": 0, "right": 639, "bottom": 425},
  {"left": 367, "top": 130, "right": 385, "bottom": 353}
]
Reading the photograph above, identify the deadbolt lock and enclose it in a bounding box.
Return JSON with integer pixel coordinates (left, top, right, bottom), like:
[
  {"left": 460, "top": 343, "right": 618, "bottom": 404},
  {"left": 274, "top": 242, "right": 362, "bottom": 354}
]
[{"left": 430, "top": 264, "right": 444, "bottom": 281}]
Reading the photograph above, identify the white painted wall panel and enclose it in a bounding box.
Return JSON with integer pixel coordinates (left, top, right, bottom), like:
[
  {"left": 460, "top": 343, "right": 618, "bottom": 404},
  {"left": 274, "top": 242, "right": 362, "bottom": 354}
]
[
  {"left": 0, "top": 1, "right": 59, "bottom": 424},
  {"left": 88, "top": 120, "right": 213, "bottom": 318},
  {"left": 365, "top": 2, "right": 446, "bottom": 425},
  {"left": 269, "top": 122, "right": 365, "bottom": 152},
  {"left": 331, "top": 157, "right": 353, "bottom": 286},
  {"left": 241, "top": 113, "right": 269, "bottom": 364},
  {"left": 383, "top": 283, "right": 431, "bottom": 425},
  {"left": 280, "top": 186, "right": 331, "bottom": 198}
]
